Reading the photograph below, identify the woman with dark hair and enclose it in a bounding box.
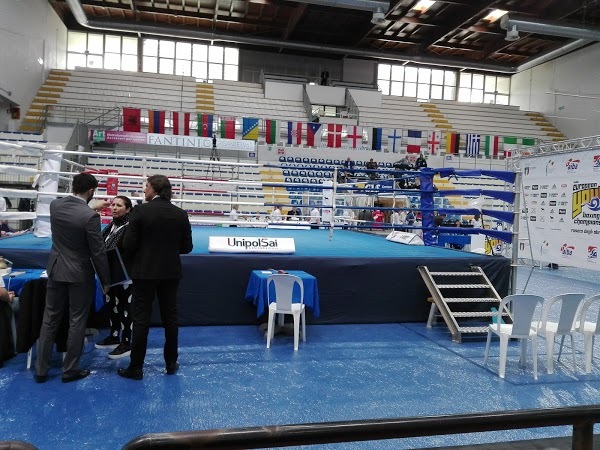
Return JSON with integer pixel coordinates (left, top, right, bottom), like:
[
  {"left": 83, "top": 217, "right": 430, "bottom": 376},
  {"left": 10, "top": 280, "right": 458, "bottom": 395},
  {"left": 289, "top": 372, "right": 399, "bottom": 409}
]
[{"left": 95, "top": 195, "right": 134, "bottom": 359}]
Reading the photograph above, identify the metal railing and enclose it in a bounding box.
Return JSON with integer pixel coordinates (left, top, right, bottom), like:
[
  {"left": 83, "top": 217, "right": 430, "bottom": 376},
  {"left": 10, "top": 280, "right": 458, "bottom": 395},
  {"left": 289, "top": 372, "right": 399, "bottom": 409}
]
[
  {"left": 344, "top": 88, "right": 359, "bottom": 121},
  {"left": 42, "top": 104, "right": 122, "bottom": 131},
  {"left": 302, "top": 85, "right": 312, "bottom": 121},
  {"left": 122, "top": 404, "right": 600, "bottom": 450}
]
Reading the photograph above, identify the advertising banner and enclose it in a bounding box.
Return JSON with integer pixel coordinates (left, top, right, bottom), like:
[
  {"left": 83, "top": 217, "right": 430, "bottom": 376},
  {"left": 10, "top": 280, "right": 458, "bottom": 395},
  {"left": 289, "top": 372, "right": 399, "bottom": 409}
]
[
  {"left": 520, "top": 149, "right": 600, "bottom": 269},
  {"left": 91, "top": 130, "right": 255, "bottom": 152}
]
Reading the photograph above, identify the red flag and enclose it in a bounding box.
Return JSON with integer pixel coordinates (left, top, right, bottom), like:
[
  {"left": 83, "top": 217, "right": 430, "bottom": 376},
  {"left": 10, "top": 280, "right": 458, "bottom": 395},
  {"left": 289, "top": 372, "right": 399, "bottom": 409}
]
[
  {"left": 172, "top": 112, "right": 190, "bottom": 136},
  {"left": 220, "top": 117, "right": 236, "bottom": 139},
  {"left": 327, "top": 124, "right": 342, "bottom": 148},
  {"left": 122, "top": 108, "right": 141, "bottom": 132}
]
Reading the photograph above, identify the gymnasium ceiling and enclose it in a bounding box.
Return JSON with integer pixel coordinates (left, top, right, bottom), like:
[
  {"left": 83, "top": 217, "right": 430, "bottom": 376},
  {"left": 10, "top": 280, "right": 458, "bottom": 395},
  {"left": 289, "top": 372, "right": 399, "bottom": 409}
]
[{"left": 48, "top": 0, "right": 600, "bottom": 74}]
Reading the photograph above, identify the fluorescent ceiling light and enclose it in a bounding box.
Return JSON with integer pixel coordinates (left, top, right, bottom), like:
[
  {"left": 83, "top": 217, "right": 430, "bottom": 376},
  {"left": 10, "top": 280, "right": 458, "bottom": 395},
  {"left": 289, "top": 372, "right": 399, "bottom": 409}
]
[
  {"left": 483, "top": 9, "right": 508, "bottom": 22},
  {"left": 411, "top": 0, "right": 435, "bottom": 14}
]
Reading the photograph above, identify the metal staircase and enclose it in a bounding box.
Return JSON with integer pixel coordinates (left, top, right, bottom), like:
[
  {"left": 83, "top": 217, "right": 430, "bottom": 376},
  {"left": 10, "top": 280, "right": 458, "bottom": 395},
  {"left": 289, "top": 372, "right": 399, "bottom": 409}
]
[{"left": 418, "top": 265, "right": 510, "bottom": 343}]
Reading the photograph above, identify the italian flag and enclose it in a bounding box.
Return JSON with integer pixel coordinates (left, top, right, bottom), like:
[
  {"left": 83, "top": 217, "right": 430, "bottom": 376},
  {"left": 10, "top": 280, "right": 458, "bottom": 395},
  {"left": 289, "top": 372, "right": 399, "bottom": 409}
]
[
  {"left": 265, "top": 119, "right": 278, "bottom": 144},
  {"left": 220, "top": 117, "right": 236, "bottom": 139},
  {"left": 484, "top": 135, "right": 499, "bottom": 157}
]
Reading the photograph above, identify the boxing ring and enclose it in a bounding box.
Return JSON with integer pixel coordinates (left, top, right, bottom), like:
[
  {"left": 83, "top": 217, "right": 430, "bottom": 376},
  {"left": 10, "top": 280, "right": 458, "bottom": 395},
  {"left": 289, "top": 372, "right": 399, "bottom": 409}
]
[{"left": 0, "top": 140, "right": 514, "bottom": 325}]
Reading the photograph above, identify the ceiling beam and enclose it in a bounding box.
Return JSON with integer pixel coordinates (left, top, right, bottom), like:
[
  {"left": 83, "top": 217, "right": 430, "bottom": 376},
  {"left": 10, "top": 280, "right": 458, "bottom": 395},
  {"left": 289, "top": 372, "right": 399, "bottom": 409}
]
[
  {"left": 418, "top": 0, "right": 499, "bottom": 51},
  {"left": 282, "top": 3, "right": 308, "bottom": 40}
]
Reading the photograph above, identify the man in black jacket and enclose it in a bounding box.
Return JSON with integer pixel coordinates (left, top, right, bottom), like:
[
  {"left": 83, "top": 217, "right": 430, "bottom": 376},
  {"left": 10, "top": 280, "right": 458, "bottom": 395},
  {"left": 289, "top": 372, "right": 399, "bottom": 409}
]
[{"left": 118, "top": 175, "right": 193, "bottom": 380}]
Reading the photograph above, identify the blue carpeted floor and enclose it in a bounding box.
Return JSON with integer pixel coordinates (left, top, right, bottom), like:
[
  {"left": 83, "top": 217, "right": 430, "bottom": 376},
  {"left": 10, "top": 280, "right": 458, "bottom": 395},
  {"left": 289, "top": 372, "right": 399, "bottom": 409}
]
[{"left": 1, "top": 266, "right": 600, "bottom": 449}]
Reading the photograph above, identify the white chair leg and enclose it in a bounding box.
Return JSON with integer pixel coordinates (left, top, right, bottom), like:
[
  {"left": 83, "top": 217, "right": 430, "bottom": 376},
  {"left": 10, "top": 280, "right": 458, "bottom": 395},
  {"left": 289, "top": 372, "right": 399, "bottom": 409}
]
[
  {"left": 27, "top": 348, "right": 33, "bottom": 370},
  {"left": 532, "top": 336, "right": 538, "bottom": 380},
  {"left": 266, "top": 309, "right": 275, "bottom": 349},
  {"left": 293, "top": 312, "right": 300, "bottom": 351},
  {"left": 499, "top": 336, "right": 508, "bottom": 378},
  {"left": 277, "top": 313, "right": 284, "bottom": 327},
  {"left": 585, "top": 333, "right": 594, "bottom": 373},
  {"left": 519, "top": 339, "right": 527, "bottom": 367},
  {"left": 547, "top": 333, "right": 555, "bottom": 374},
  {"left": 557, "top": 335, "right": 566, "bottom": 361},
  {"left": 301, "top": 309, "right": 306, "bottom": 342},
  {"left": 570, "top": 334, "right": 576, "bottom": 372},
  {"left": 484, "top": 330, "right": 492, "bottom": 365}
]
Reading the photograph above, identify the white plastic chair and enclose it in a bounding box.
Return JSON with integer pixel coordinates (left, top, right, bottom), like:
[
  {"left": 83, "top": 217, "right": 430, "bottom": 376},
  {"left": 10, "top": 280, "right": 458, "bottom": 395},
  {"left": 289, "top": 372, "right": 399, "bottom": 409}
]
[
  {"left": 484, "top": 294, "right": 545, "bottom": 380},
  {"left": 532, "top": 293, "right": 586, "bottom": 374},
  {"left": 266, "top": 274, "right": 306, "bottom": 351},
  {"left": 573, "top": 294, "right": 600, "bottom": 373}
]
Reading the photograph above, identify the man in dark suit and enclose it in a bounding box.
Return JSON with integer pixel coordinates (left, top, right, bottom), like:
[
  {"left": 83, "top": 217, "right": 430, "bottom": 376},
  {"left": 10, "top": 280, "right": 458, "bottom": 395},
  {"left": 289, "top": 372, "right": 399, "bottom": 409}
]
[
  {"left": 118, "top": 175, "right": 193, "bottom": 380},
  {"left": 35, "top": 172, "right": 111, "bottom": 383}
]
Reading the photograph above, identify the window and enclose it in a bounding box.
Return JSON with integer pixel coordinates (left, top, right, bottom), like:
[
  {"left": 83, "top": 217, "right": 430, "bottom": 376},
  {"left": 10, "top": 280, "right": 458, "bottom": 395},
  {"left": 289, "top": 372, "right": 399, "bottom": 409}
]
[
  {"left": 377, "top": 63, "right": 457, "bottom": 100},
  {"left": 458, "top": 72, "right": 510, "bottom": 104},
  {"left": 142, "top": 39, "right": 238, "bottom": 81},
  {"left": 67, "top": 32, "right": 138, "bottom": 71}
]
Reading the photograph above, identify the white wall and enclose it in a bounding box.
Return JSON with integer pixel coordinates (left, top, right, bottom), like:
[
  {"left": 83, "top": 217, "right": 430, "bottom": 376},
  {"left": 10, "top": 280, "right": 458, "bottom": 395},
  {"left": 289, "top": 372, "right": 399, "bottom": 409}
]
[
  {"left": 240, "top": 49, "right": 342, "bottom": 84},
  {"left": 306, "top": 85, "right": 346, "bottom": 106},
  {"left": 0, "top": 0, "right": 67, "bottom": 130},
  {"left": 510, "top": 43, "right": 600, "bottom": 139},
  {"left": 264, "top": 81, "right": 304, "bottom": 101}
]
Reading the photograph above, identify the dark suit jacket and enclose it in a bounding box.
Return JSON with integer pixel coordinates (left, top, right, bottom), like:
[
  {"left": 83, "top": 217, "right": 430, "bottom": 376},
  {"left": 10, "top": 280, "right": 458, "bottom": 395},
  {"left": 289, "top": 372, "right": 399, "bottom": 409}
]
[
  {"left": 46, "top": 195, "right": 110, "bottom": 286},
  {"left": 123, "top": 197, "right": 193, "bottom": 279}
]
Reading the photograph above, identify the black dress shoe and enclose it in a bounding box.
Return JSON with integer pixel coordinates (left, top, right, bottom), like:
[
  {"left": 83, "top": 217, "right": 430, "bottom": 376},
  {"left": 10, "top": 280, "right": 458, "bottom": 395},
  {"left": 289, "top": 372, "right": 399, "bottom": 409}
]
[
  {"left": 166, "top": 362, "right": 179, "bottom": 375},
  {"left": 62, "top": 369, "right": 91, "bottom": 383},
  {"left": 118, "top": 367, "right": 143, "bottom": 380},
  {"left": 34, "top": 374, "right": 48, "bottom": 383}
]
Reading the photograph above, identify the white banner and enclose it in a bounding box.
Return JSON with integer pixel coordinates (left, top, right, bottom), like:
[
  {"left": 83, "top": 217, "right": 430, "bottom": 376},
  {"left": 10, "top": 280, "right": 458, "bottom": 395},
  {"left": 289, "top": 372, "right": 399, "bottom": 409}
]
[
  {"left": 208, "top": 236, "right": 295, "bottom": 253},
  {"left": 34, "top": 147, "right": 62, "bottom": 237},
  {"left": 386, "top": 231, "right": 424, "bottom": 245},
  {"left": 147, "top": 133, "right": 255, "bottom": 152},
  {"left": 322, "top": 180, "right": 333, "bottom": 224},
  {"left": 520, "top": 149, "right": 600, "bottom": 268}
]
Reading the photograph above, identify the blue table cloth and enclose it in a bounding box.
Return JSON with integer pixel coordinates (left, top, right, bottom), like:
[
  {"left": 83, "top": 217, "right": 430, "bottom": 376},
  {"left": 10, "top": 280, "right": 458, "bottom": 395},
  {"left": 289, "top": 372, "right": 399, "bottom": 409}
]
[
  {"left": 2, "top": 269, "right": 45, "bottom": 296},
  {"left": 245, "top": 270, "right": 320, "bottom": 318},
  {"left": 437, "top": 234, "right": 471, "bottom": 247},
  {"left": 2, "top": 269, "right": 105, "bottom": 311}
]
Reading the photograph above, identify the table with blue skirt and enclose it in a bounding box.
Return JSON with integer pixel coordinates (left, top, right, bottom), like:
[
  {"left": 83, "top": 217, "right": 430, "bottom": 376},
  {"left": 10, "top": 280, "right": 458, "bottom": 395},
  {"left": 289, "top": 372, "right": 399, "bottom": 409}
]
[
  {"left": 2, "top": 269, "right": 105, "bottom": 311},
  {"left": 437, "top": 234, "right": 471, "bottom": 250},
  {"left": 245, "top": 270, "right": 320, "bottom": 318}
]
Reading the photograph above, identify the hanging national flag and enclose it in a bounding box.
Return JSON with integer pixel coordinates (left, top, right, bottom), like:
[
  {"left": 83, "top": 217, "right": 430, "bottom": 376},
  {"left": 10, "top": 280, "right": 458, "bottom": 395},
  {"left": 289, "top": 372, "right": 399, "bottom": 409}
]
[
  {"left": 220, "top": 116, "right": 236, "bottom": 139},
  {"left": 122, "top": 108, "right": 141, "bottom": 132},
  {"left": 503, "top": 136, "right": 535, "bottom": 157},
  {"left": 406, "top": 129, "right": 422, "bottom": 153},
  {"left": 371, "top": 127, "right": 383, "bottom": 151},
  {"left": 503, "top": 136, "right": 517, "bottom": 158},
  {"left": 148, "top": 110, "right": 166, "bottom": 134},
  {"left": 387, "top": 129, "right": 402, "bottom": 153},
  {"left": 465, "top": 133, "right": 481, "bottom": 157},
  {"left": 484, "top": 135, "right": 499, "bottom": 157},
  {"left": 265, "top": 119, "right": 278, "bottom": 144},
  {"left": 242, "top": 117, "right": 259, "bottom": 140},
  {"left": 327, "top": 123, "right": 342, "bottom": 148},
  {"left": 287, "top": 121, "right": 302, "bottom": 145},
  {"left": 197, "top": 114, "right": 214, "bottom": 137},
  {"left": 172, "top": 112, "right": 190, "bottom": 136},
  {"left": 346, "top": 125, "right": 363, "bottom": 149},
  {"left": 306, "top": 122, "right": 323, "bottom": 147},
  {"left": 522, "top": 137, "right": 536, "bottom": 146},
  {"left": 446, "top": 132, "right": 460, "bottom": 154},
  {"left": 427, "top": 130, "right": 441, "bottom": 155}
]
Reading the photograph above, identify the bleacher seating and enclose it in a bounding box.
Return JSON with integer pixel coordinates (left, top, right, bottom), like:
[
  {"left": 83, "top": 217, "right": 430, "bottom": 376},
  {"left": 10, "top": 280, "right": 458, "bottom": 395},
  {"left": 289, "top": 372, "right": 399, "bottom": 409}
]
[{"left": 359, "top": 94, "right": 566, "bottom": 143}]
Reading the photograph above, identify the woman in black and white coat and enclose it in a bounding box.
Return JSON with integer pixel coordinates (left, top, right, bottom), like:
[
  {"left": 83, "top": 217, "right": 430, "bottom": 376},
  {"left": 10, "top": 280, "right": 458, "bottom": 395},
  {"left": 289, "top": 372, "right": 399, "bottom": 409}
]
[{"left": 95, "top": 195, "right": 133, "bottom": 359}]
